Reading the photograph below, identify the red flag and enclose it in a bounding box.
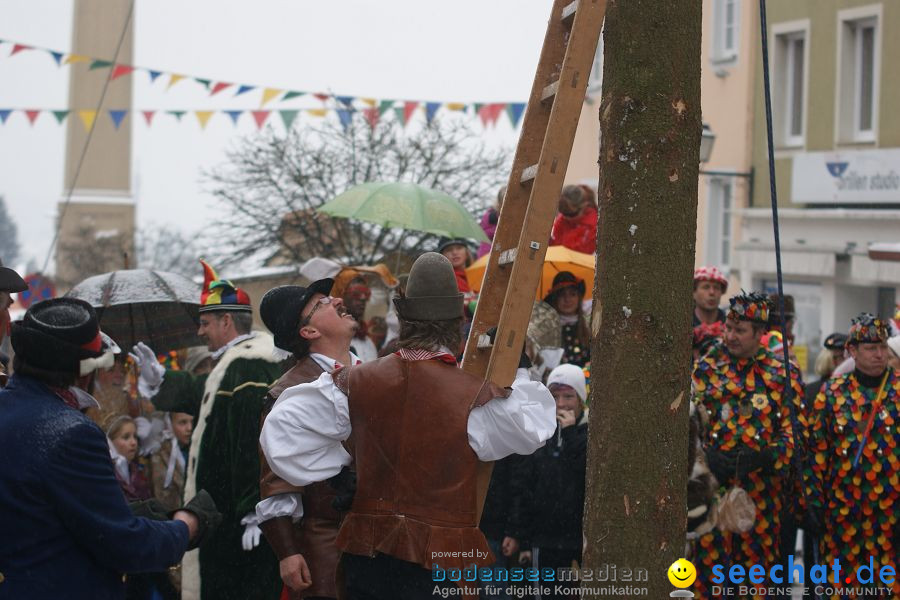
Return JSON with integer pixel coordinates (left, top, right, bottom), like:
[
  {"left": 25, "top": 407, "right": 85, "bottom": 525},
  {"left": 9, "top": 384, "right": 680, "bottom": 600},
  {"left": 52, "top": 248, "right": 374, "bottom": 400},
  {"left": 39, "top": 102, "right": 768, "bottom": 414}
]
[
  {"left": 24, "top": 110, "right": 40, "bottom": 125},
  {"left": 142, "top": 111, "right": 156, "bottom": 125},
  {"left": 10, "top": 44, "right": 31, "bottom": 56},
  {"left": 210, "top": 82, "right": 232, "bottom": 96},
  {"left": 403, "top": 102, "right": 419, "bottom": 125},
  {"left": 313, "top": 93, "right": 329, "bottom": 102},
  {"left": 110, "top": 64, "right": 135, "bottom": 80},
  {"left": 363, "top": 107, "right": 379, "bottom": 129},
  {"left": 251, "top": 110, "right": 270, "bottom": 129},
  {"left": 478, "top": 103, "right": 505, "bottom": 128}
]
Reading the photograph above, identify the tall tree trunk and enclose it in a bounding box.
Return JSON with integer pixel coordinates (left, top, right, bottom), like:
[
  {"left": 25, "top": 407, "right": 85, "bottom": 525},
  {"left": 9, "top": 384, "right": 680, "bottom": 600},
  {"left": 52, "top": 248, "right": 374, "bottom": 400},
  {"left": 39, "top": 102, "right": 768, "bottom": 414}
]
[{"left": 584, "top": 1, "right": 701, "bottom": 597}]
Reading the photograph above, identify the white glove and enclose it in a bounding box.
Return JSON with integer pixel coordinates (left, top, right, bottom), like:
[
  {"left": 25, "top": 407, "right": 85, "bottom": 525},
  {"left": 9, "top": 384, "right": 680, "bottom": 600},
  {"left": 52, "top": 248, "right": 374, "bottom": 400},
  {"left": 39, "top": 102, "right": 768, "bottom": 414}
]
[
  {"left": 129, "top": 342, "right": 165, "bottom": 399},
  {"left": 240, "top": 514, "right": 262, "bottom": 551}
]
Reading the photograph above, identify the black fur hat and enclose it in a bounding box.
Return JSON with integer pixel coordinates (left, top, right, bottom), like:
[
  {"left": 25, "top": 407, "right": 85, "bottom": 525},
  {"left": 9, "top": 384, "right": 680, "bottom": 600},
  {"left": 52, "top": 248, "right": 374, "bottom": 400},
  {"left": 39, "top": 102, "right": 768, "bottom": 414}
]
[{"left": 11, "top": 297, "right": 104, "bottom": 375}]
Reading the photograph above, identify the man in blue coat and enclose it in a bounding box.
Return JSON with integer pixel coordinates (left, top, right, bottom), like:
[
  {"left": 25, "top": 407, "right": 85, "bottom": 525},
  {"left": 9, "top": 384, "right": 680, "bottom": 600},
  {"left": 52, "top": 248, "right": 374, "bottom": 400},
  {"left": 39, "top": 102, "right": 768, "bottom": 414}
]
[{"left": 0, "top": 298, "right": 218, "bottom": 600}]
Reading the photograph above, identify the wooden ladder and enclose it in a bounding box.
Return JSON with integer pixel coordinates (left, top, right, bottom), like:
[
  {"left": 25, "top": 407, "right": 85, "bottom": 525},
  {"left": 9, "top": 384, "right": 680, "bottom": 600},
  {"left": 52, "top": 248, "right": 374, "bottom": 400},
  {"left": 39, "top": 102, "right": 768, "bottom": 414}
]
[{"left": 462, "top": 0, "right": 606, "bottom": 385}]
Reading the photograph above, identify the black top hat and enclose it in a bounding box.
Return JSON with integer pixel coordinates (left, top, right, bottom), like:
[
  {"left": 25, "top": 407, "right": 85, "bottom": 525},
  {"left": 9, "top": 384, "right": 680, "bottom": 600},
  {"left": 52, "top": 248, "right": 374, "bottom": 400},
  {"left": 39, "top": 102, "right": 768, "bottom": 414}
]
[
  {"left": 0, "top": 258, "right": 27, "bottom": 293},
  {"left": 543, "top": 271, "right": 586, "bottom": 305},
  {"left": 11, "top": 297, "right": 104, "bottom": 375},
  {"left": 260, "top": 279, "right": 334, "bottom": 352}
]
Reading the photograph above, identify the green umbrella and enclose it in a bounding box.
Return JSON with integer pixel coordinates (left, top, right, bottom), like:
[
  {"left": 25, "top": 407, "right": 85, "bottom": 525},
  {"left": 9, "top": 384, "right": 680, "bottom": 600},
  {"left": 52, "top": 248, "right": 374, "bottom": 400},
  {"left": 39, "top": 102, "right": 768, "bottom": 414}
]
[{"left": 318, "top": 182, "right": 489, "bottom": 242}]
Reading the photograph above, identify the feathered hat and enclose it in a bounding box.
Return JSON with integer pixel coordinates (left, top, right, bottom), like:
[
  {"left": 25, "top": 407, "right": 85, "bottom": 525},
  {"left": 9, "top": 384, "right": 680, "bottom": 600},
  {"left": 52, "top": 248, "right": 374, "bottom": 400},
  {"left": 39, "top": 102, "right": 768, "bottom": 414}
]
[
  {"left": 199, "top": 260, "right": 251, "bottom": 314},
  {"left": 847, "top": 313, "right": 889, "bottom": 345},
  {"left": 726, "top": 291, "right": 769, "bottom": 324}
]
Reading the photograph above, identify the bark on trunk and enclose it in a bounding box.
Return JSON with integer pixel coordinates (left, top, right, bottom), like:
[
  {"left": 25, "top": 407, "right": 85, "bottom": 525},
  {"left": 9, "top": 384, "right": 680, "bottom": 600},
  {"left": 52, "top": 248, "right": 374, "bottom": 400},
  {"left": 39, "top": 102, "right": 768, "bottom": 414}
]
[{"left": 584, "top": 0, "right": 702, "bottom": 597}]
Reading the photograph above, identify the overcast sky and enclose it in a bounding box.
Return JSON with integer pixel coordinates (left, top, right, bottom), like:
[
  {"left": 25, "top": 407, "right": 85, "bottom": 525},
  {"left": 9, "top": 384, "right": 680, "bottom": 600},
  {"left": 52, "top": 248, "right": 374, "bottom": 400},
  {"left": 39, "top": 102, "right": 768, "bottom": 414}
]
[{"left": 0, "top": 0, "right": 549, "bottom": 271}]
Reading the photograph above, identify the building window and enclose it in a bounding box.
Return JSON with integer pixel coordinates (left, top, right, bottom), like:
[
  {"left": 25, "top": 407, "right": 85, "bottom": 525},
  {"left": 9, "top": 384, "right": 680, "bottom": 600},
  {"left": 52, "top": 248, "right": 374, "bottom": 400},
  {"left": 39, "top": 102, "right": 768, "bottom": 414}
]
[
  {"left": 773, "top": 24, "right": 808, "bottom": 148},
  {"left": 837, "top": 6, "right": 881, "bottom": 143},
  {"left": 712, "top": 0, "right": 740, "bottom": 63},
  {"left": 706, "top": 179, "right": 733, "bottom": 269}
]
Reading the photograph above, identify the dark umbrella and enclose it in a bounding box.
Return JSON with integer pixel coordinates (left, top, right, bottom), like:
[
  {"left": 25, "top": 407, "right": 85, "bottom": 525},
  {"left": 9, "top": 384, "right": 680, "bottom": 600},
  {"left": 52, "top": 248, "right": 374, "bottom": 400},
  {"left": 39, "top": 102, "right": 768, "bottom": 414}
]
[{"left": 66, "top": 269, "right": 201, "bottom": 353}]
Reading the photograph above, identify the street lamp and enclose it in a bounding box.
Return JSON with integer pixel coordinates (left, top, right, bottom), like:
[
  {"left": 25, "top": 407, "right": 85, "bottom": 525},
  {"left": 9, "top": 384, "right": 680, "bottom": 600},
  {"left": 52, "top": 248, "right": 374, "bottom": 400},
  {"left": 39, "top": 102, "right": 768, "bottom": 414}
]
[{"left": 700, "top": 123, "right": 715, "bottom": 163}]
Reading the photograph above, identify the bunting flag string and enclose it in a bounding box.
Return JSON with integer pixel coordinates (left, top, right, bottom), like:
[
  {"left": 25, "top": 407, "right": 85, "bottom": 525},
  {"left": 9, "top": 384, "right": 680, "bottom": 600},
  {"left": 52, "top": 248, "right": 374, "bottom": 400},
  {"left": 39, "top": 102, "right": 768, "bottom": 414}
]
[{"left": 0, "top": 39, "right": 527, "bottom": 130}]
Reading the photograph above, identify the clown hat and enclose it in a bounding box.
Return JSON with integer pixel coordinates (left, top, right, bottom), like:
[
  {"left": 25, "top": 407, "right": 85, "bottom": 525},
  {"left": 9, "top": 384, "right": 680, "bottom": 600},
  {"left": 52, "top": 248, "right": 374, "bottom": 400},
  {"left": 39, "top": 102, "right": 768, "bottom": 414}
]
[
  {"left": 693, "top": 266, "right": 728, "bottom": 292},
  {"left": 847, "top": 313, "right": 889, "bottom": 345},
  {"left": 199, "top": 260, "right": 252, "bottom": 314},
  {"left": 726, "top": 291, "right": 769, "bottom": 324}
]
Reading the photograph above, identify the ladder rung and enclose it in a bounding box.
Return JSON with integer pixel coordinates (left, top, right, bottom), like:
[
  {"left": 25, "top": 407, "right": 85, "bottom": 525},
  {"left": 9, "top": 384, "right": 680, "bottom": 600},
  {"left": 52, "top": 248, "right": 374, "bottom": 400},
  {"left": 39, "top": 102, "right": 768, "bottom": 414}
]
[
  {"left": 498, "top": 249, "right": 518, "bottom": 266},
  {"left": 476, "top": 334, "right": 493, "bottom": 349},
  {"left": 520, "top": 164, "right": 538, "bottom": 183},
  {"left": 541, "top": 80, "right": 560, "bottom": 103},
  {"left": 561, "top": 1, "right": 578, "bottom": 25}
]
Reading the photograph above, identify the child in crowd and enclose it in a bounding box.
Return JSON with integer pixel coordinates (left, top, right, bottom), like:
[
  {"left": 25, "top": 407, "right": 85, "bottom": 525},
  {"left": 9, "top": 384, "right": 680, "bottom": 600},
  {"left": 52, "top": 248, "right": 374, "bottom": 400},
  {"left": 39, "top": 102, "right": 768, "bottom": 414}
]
[
  {"left": 150, "top": 412, "right": 193, "bottom": 511},
  {"left": 107, "top": 415, "right": 151, "bottom": 502}
]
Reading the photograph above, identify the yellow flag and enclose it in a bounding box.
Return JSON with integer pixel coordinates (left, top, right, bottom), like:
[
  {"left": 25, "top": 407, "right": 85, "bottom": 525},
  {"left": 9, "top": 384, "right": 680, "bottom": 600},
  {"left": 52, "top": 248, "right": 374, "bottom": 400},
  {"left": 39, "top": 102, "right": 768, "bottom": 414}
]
[
  {"left": 64, "top": 54, "right": 89, "bottom": 65},
  {"left": 445, "top": 102, "right": 467, "bottom": 111},
  {"left": 167, "top": 74, "right": 186, "bottom": 89},
  {"left": 360, "top": 97, "right": 377, "bottom": 107},
  {"left": 260, "top": 88, "right": 283, "bottom": 106},
  {"left": 78, "top": 110, "right": 97, "bottom": 132},
  {"left": 307, "top": 108, "right": 327, "bottom": 118},
  {"left": 195, "top": 111, "right": 214, "bottom": 129}
]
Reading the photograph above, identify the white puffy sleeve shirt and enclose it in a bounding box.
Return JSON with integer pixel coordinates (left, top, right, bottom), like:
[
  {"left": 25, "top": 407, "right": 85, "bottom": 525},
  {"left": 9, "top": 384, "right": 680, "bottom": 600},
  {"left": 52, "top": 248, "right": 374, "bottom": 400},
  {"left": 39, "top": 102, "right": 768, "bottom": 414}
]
[{"left": 256, "top": 365, "right": 556, "bottom": 522}]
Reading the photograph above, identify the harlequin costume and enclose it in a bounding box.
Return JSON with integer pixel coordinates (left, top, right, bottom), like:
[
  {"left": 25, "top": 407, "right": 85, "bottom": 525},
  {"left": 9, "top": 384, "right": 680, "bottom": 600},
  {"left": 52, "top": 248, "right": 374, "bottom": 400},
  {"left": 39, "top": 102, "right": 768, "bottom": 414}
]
[
  {"left": 805, "top": 314, "right": 899, "bottom": 599},
  {"left": 136, "top": 260, "right": 284, "bottom": 600},
  {"left": 691, "top": 292, "right": 805, "bottom": 599}
]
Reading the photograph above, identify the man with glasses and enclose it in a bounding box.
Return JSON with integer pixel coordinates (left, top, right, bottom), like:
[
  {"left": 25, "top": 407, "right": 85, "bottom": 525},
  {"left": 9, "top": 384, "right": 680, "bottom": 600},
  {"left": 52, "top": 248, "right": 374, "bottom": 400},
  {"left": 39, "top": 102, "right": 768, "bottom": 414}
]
[
  {"left": 130, "top": 260, "right": 285, "bottom": 600},
  {"left": 0, "top": 258, "right": 27, "bottom": 387},
  {"left": 254, "top": 279, "right": 359, "bottom": 600}
]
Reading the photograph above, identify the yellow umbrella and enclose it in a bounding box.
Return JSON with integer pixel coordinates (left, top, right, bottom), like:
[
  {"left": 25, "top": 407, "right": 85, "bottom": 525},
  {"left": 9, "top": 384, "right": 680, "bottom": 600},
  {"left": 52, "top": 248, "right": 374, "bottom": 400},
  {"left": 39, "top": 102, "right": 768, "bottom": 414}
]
[{"left": 466, "top": 245, "right": 596, "bottom": 300}]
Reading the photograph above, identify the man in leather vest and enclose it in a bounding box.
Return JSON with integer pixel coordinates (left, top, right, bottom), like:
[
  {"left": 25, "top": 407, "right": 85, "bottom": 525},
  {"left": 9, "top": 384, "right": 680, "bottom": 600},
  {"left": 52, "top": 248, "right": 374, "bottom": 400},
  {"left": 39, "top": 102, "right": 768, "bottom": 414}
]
[
  {"left": 256, "top": 278, "right": 360, "bottom": 599},
  {"left": 260, "top": 252, "right": 557, "bottom": 600}
]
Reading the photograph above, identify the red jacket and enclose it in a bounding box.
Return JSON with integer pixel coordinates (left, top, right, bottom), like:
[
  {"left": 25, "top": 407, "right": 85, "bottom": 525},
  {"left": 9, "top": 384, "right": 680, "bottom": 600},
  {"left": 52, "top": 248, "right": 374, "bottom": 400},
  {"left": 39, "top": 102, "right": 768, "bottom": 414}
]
[
  {"left": 454, "top": 266, "right": 471, "bottom": 293},
  {"left": 550, "top": 206, "right": 598, "bottom": 255}
]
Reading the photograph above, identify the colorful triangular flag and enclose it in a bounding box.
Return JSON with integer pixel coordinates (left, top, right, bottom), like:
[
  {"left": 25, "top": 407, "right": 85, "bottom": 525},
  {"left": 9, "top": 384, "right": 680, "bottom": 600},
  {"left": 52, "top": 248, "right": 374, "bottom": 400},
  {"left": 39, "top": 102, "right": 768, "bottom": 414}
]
[
  {"left": 0, "top": 110, "right": 10, "bottom": 124},
  {"left": 147, "top": 70, "right": 162, "bottom": 82},
  {"left": 88, "top": 59, "right": 113, "bottom": 70},
  {"left": 64, "top": 54, "right": 89, "bottom": 65},
  {"left": 473, "top": 102, "right": 484, "bottom": 114},
  {"left": 52, "top": 110, "right": 69, "bottom": 124},
  {"left": 10, "top": 44, "right": 31, "bottom": 56},
  {"left": 110, "top": 64, "right": 134, "bottom": 80},
  {"left": 336, "top": 96, "right": 355, "bottom": 108},
  {"left": 362, "top": 107, "right": 379, "bottom": 129},
  {"left": 445, "top": 102, "right": 467, "bottom": 111},
  {"left": 313, "top": 93, "right": 329, "bottom": 102},
  {"left": 279, "top": 110, "right": 299, "bottom": 130},
  {"left": 48, "top": 51, "right": 64, "bottom": 66},
  {"left": 478, "top": 103, "right": 505, "bottom": 128},
  {"left": 336, "top": 109, "right": 353, "bottom": 132},
  {"left": 307, "top": 108, "right": 327, "bottom": 118},
  {"left": 393, "top": 106, "right": 405, "bottom": 125},
  {"left": 282, "top": 90, "right": 304, "bottom": 101},
  {"left": 260, "top": 88, "right": 283, "bottom": 106},
  {"left": 194, "top": 78, "right": 211, "bottom": 89},
  {"left": 78, "top": 110, "right": 97, "bottom": 132},
  {"left": 225, "top": 110, "right": 243, "bottom": 125},
  {"left": 109, "top": 110, "right": 127, "bottom": 129},
  {"left": 506, "top": 103, "right": 526, "bottom": 128},
  {"left": 377, "top": 100, "right": 394, "bottom": 116},
  {"left": 167, "top": 74, "right": 186, "bottom": 89},
  {"left": 195, "top": 111, "right": 214, "bottom": 129},
  {"left": 360, "top": 98, "right": 377, "bottom": 107},
  {"left": 235, "top": 84, "right": 255, "bottom": 96},
  {"left": 425, "top": 102, "right": 441, "bottom": 124},
  {"left": 24, "top": 110, "right": 40, "bottom": 125},
  {"left": 167, "top": 110, "right": 186, "bottom": 121},
  {"left": 251, "top": 110, "right": 270, "bottom": 129},
  {"left": 210, "top": 82, "right": 232, "bottom": 96},
  {"left": 402, "top": 102, "right": 419, "bottom": 125},
  {"left": 142, "top": 111, "right": 156, "bottom": 125}
]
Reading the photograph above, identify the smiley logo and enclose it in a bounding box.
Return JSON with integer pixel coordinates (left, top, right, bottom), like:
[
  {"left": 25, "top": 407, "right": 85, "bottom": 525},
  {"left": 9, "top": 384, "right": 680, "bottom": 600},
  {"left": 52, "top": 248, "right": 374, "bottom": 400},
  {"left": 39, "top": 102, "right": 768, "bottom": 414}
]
[{"left": 667, "top": 558, "right": 696, "bottom": 588}]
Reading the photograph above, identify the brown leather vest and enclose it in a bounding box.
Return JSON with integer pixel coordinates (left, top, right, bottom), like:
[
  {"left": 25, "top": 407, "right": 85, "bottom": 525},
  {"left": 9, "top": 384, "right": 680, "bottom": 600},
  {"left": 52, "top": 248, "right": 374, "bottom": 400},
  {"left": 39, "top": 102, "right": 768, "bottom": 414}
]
[
  {"left": 258, "top": 356, "right": 342, "bottom": 599},
  {"left": 334, "top": 354, "right": 498, "bottom": 571}
]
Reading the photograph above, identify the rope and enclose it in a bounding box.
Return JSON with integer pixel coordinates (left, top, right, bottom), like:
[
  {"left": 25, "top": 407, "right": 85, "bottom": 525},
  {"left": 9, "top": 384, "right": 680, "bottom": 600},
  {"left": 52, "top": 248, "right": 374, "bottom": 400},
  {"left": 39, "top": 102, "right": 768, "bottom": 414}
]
[
  {"left": 758, "top": 1, "right": 821, "bottom": 596},
  {"left": 41, "top": 0, "right": 137, "bottom": 274}
]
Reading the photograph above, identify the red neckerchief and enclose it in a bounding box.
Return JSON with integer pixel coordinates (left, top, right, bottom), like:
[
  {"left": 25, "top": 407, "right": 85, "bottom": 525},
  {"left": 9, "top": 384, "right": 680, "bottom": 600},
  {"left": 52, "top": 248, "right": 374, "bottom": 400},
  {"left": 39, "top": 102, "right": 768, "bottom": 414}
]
[
  {"left": 48, "top": 385, "right": 80, "bottom": 410},
  {"left": 396, "top": 347, "right": 458, "bottom": 366}
]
